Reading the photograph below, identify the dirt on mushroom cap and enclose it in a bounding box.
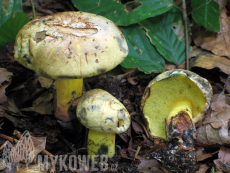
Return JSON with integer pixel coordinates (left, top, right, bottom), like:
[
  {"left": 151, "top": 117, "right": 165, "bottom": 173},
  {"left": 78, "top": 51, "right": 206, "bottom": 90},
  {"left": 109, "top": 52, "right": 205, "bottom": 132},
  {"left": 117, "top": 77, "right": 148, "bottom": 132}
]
[{"left": 14, "top": 12, "right": 128, "bottom": 79}]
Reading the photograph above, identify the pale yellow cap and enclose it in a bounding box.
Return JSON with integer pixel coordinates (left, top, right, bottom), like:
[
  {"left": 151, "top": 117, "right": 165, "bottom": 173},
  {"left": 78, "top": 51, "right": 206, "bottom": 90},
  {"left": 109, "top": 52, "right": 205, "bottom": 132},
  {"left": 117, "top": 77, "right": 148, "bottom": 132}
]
[
  {"left": 77, "top": 89, "right": 131, "bottom": 134},
  {"left": 14, "top": 12, "right": 128, "bottom": 79}
]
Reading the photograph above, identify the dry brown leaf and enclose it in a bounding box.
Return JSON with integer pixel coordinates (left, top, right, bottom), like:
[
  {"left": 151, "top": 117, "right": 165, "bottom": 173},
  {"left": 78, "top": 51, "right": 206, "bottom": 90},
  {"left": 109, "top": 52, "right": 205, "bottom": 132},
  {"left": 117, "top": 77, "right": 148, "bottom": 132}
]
[
  {"left": 0, "top": 84, "right": 8, "bottom": 104},
  {"left": 165, "top": 61, "right": 186, "bottom": 71},
  {"left": 132, "top": 121, "right": 144, "bottom": 134},
  {"left": 196, "top": 121, "right": 230, "bottom": 145},
  {"left": 21, "top": 92, "right": 53, "bottom": 114},
  {"left": 203, "top": 93, "right": 230, "bottom": 128},
  {"left": 0, "top": 68, "right": 13, "bottom": 104},
  {"left": 215, "top": 0, "right": 227, "bottom": 10},
  {"left": 214, "top": 146, "right": 230, "bottom": 172},
  {"left": 192, "top": 8, "right": 230, "bottom": 58},
  {"left": 190, "top": 48, "right": 230, "bottom": 75},
  {"left": 138, "top": 159, "right": 165, "bottom": 173},
  {"left": 0, "top": 68, "right": 12, "bottom": 83},
  {"left": 37, "top": 76, "right": 54, "bottom": 89},
  {"left": 195, "top": 164, "right": 210, "bottom": 173},
  {"left": 196, "top": 147, "right": 218, "bottom": 161}
]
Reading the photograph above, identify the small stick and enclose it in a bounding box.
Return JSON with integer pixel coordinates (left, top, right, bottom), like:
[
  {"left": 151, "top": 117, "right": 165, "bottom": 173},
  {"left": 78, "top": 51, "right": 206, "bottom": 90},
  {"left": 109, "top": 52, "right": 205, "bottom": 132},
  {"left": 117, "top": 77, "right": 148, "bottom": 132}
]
[
  {"left": 30, "top": 0, "right": 36, "bottom": 19},
  {"left": 182, "top": 0, "right": 190, "bottom": 70},
  {"left": 117, "top": 68, "right": 138, "bottom": 81}
]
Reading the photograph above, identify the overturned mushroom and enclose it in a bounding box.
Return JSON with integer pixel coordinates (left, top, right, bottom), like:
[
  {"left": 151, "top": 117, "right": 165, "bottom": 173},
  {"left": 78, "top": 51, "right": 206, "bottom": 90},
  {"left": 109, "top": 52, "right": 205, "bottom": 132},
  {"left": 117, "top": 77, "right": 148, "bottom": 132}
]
[
  {"left": 14, "top": 12, "right": 128, "bottom": 127},
  {"left": 77, "top": 89, "right": 131, "bottom": 159},
  {"left": 141, "top": 69, "right": 212, "bottom": 145}
]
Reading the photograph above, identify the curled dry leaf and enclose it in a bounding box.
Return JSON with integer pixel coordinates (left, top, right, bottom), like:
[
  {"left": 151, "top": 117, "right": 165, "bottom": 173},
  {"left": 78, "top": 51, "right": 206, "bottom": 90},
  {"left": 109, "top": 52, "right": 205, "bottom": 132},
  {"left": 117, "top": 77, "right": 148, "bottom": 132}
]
[
  {"left": 196, "top": 121, "right": 230, "bottom": 145},
  {"left": 190, "top": 48, "right": 230, "bottom": 75},
  {"left": 192, "top": 8, "right": 230, "bottom": 58},
  {"left": 214, "top": 146, "right": 230, "bottom": 173}
]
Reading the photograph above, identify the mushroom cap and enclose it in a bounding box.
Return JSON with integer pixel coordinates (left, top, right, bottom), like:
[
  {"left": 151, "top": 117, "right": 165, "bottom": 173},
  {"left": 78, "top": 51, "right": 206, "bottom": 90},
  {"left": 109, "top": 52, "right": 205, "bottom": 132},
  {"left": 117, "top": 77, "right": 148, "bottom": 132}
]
[
  {"left": 14, "top": 12, "right": 128, "bottom": 79},
  {"left": 141, "top": 69, "right": 213, "bottom": 140},
  {"left": 77, "top": 89, "right": 131, "bottom": 134}
]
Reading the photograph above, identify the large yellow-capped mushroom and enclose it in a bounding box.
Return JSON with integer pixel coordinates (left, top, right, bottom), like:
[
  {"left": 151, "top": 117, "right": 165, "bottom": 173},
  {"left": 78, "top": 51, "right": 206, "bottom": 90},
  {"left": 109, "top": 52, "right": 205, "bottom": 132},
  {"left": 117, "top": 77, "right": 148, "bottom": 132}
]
[
  {"left": 141, "top": 69, "right": 212, "bottom": 143},
  {"left": 14, "top": 12, "right": 128, "bottom": 127},
  {"left": 77, "top": 89, "right": 131, "bottom": 159}
]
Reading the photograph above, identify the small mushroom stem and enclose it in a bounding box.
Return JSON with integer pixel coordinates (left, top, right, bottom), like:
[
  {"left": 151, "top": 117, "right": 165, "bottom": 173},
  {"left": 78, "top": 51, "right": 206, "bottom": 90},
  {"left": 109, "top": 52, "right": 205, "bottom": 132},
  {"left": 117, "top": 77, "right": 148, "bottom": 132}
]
[
  {"left": 54, "top": 78, "right": 83, "bottom": 123},
  {"left": 87, "top": 130, "right": 115, "bottom": 160}
]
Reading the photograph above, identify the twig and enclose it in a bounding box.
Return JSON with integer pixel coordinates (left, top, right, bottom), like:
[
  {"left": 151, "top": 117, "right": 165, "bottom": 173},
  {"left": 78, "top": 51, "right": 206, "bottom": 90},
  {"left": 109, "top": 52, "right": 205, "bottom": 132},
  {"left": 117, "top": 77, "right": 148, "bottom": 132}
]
[
  {"left": 117, "top": 67, "right": 138, "bottom": 81},
  {"left": 221, "top": 75, "right": 230, "bottom": 94},
  {"left": 182, "top": 0, "right": 190, "bottom": 70},
  {"left": 30, "top": 0, "right": 36, "bottom": 19}
]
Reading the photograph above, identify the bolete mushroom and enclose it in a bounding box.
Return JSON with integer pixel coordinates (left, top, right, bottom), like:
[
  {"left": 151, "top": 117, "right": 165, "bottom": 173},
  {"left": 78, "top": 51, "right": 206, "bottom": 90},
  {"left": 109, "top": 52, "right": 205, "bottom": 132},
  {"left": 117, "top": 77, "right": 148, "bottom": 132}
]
[
  {"left": 141, "top": 69, "right": 212, "bottom": 145},
  {"left": 76, "top": 89, "right": 131, "bottom": 159},
  {"left": 14, "top": 12, "right": 128, "bottom": 127}
]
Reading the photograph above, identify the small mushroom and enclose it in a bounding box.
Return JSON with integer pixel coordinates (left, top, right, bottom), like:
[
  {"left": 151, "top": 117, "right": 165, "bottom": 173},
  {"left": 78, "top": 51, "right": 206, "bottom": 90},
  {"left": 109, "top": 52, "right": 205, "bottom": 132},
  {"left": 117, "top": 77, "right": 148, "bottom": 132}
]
[
  {"left": 141, "top": 69, "right": 213, "bottom": 146},
  {"left": 14, "top": 12, "right": 128, "bottom": 127},
  {"left": 76, "top": 89, "right": 131, "bottom": 159}
]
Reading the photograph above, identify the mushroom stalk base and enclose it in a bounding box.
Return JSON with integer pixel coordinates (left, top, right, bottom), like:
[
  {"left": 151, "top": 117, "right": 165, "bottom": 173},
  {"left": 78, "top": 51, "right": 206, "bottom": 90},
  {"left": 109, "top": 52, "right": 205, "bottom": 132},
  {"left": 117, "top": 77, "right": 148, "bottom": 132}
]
[
  {"left": 88, "top": 130, "right": 115, "bottom": 160},
  {"left": 54, "top": 78, "right": 83, "bottom": 123},
  {"left": 166, "top": 105, "right": 195, "bottom": 147}
]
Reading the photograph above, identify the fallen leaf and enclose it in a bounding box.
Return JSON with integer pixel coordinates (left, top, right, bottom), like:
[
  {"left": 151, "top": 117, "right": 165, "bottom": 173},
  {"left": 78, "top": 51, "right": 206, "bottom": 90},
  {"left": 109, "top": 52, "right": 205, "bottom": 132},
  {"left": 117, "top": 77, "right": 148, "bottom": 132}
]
[
  {"left": 203, "top": 93, "right": 230, "bottom": 128},
  {"left": 214, "top": 146, "right": 230, "bottom": 172},
  {"left": 190, "top": 48, "right": 230, "bottom": 75},
  {"left": 37, "top": 76, "right": 54, "bottom": 89},
  {"left": 132, "top": 121, "right": 144, "bottom": 134},
  {"left": 196, "top": 147, "right": 218, "bottom": 161},
  {"left": 0, "top": 68, "right": 12, "bottom": 83},
  {"left": 196, "top": 120, "right": 230, "bottom": 145},
  {"left": 0, "top": 68, "right": 13, "bottom": 103},
  {"left": 21, "top": 92, "right": 53, "bottom": 115},
  {"left": 195, "top": 164, "right": 210, "bottom": 173},
  {"left": 192, "top": 8, "right": 230, "bottom": 58}
]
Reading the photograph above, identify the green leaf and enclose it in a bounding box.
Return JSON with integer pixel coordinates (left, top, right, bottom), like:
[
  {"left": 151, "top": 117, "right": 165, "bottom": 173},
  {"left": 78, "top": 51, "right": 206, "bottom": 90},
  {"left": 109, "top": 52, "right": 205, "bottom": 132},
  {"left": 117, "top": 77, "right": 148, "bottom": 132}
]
[
  {"left": 139, "top": 7, "right": 186, "bottom": 65},
  {"left": 71, "top": 0, "right": 174, "bottom": 26},
  {"left": 0, "top": 12, "right": 30, "bottom": 48},
  {"left": 192, "top": 0, "right": 220, "bottom": 32},
  {"left": 0, "top": 0, "right": 23, "bottom": 27},
  {"left": 120, "top": 25, "right": 165, "bottom": 74}
]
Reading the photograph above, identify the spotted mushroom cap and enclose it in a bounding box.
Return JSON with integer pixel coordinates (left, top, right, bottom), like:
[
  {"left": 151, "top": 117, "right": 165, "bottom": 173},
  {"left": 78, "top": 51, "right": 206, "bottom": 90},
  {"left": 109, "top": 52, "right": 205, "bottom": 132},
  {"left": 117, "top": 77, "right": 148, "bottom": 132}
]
[
  {"left": 14, "top": 12, "right": 128, "bottom": 79},
  {"left": 77, "top": 89, "right": 131, "bottom": 134}
]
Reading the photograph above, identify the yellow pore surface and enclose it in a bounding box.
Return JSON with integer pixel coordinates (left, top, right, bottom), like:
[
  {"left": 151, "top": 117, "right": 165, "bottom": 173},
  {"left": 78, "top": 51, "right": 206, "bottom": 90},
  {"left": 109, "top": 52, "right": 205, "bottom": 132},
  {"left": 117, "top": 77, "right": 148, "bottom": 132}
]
[{"left": 143, "top": 74, "right": 207, "bottom": 140}]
